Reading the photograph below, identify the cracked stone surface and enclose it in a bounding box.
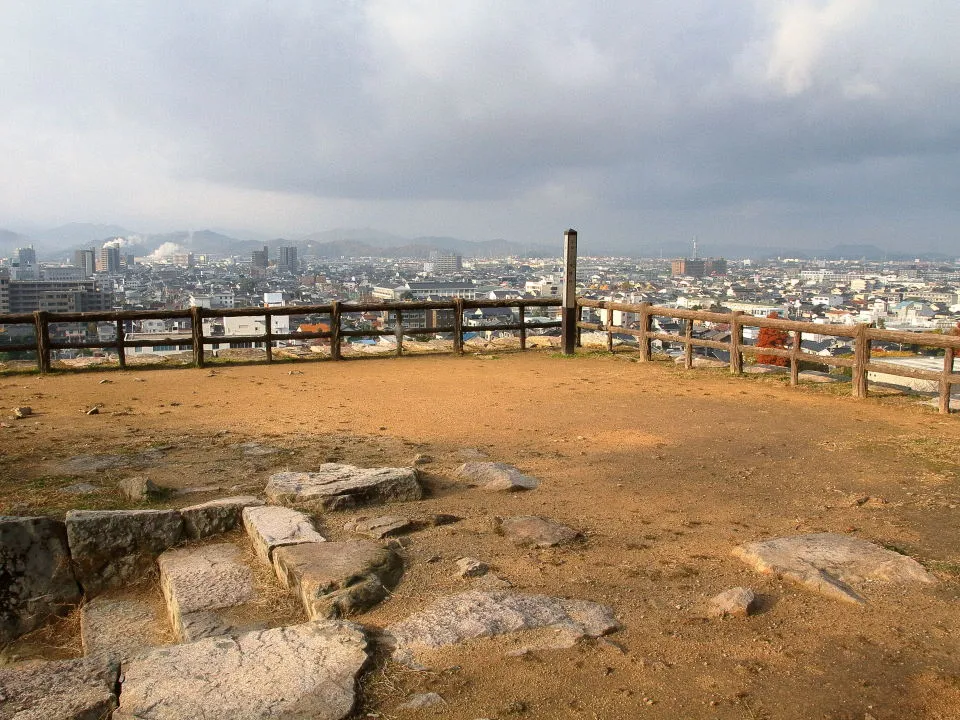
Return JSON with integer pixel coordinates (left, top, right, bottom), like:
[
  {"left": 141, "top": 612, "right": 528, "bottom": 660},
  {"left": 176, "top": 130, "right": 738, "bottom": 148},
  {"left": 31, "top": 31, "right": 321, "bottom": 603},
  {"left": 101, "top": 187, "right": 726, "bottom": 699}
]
[
  {"left": 385, "top": 590, "right": 619, "bottom": 661},
  {"left": 116, "top": 621, "right": 369, "bottom": 720},
  {"left": 242, "top": 505, "right": 326, "bottom": 565},
  {"left": 455, "top": 462, "right": 539, "bottom": 492},
  {"left": 344, "top": 515, "right": 412, "bottom": 540},
  {"left": 0, "top": 656, "right": 119, "bottom": 720},
  {"left": 181, "top": 496, "right": 264, "bottom": 540},
  {"left": 158, "top": 543, "right": 256, "bottom": 641},
  {"left": 273, "top": 540, "right": 403, "bottom": 619},
  {"left": 65, "top": 509, "right": 183, "bottom": 596},
  {"left": 266, "top": 464, "right": 422, "bottom": 511},
  {"left": 495, "top": 516, "right": 580, "bottom": 548},
  {"left": 80, "top": 596, "right": 168, "bottom": 661},
  {"left": 733, "top": 533, "right": 937, "bottom": 604},
  {"left": 0, "top": 516, "right": 81, "bottom": 643}
]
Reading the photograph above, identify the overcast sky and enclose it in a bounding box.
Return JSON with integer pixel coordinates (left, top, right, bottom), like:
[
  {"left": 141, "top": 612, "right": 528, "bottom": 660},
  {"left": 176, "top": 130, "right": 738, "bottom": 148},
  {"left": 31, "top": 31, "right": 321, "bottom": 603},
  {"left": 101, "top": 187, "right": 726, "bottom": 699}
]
[{"left": 2, "top": 1, "right": 959, "bottom": 253}]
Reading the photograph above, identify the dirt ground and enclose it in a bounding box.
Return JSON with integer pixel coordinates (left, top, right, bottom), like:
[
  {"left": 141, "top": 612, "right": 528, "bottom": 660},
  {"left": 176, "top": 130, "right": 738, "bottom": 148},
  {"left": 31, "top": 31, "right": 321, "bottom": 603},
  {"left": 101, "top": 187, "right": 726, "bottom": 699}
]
[{"left": 1, "top": 350, "right": 958, "bottom": 720}]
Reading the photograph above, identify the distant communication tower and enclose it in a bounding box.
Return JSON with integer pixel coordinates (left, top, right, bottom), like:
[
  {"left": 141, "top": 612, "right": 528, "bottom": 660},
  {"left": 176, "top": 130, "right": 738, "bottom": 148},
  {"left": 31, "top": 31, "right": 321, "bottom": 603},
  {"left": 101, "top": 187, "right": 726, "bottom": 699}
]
[{"left": 692, "top": 237, "right": 699, "bottom": 260}]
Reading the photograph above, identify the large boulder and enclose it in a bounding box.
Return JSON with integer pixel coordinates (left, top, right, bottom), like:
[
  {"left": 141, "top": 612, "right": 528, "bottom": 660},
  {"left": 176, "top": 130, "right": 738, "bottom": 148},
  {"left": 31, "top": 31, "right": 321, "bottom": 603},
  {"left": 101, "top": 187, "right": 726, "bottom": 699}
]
[
  {"left": 455, "top": 462, "right": 539, "bottom": 492},
  {"left": 158, "top": 543, "right": 256, "bottom": 642},
  {"left": 116, "top": 621, "right": 369, "bottom": 720},
  {"left": 0, "top": 516, "right": 81, "bottom": 643},
  {"left": 265, "top": 464, "right": 423, "bottom": 511},
  {"left": 733, "top": 533, "right": 937, "bottom": 604},
  {"left": 385, "top": 590, "right": 619, "bottom": 662},
  {"left": 180, "top": 496, "right": 264, "bottom": 540},
  {"left": 273, "top": 540, "right": 403, "bottom": 619},
  {"left": 65, "top": 510, "right": 183, "bottom": 595},
  {"left": 0, "top": 656, "right": 119, "bottom": 720},
  {"left": 241, "top": 505, "right": 326, "bottom": 565}
]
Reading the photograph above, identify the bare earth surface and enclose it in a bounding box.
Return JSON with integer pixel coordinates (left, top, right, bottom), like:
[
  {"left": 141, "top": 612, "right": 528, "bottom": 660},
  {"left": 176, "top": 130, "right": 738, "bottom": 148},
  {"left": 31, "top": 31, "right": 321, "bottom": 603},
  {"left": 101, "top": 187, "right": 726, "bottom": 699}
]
[{"left": 1, "top": 351, "right": 958, "bottom": 719}]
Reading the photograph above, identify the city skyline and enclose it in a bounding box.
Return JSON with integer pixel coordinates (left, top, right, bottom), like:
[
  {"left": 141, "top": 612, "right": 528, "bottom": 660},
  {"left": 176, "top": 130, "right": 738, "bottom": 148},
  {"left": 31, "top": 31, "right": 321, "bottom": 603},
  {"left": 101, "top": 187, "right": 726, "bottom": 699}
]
[{"left": 2, "top": 2, "right": 959, "bottom": 253}]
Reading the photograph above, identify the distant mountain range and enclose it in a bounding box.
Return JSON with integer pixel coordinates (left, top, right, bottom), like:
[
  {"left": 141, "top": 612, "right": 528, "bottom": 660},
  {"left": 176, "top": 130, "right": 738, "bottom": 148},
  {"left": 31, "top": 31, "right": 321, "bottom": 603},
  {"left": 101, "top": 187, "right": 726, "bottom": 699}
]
[{"left": 0, "top": 222, "right": 953, "bottom": 262}]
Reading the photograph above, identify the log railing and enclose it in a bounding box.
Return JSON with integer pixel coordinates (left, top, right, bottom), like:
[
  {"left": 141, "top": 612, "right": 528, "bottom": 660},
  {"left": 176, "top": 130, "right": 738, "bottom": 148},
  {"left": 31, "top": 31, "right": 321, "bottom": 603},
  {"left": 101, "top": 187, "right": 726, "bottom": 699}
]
[
  {"left": 576, "top": 299, "right": 959, "bottom": 414},
  {"left": 0, "top": 298, "right": 561, "bottom": 372}
]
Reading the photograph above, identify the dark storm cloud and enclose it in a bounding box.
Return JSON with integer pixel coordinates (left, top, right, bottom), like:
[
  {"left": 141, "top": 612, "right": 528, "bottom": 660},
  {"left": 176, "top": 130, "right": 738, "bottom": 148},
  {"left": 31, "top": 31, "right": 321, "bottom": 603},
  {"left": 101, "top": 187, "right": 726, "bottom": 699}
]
[{"left": 1, "top": 1, "right": 959, "bottom": 249}]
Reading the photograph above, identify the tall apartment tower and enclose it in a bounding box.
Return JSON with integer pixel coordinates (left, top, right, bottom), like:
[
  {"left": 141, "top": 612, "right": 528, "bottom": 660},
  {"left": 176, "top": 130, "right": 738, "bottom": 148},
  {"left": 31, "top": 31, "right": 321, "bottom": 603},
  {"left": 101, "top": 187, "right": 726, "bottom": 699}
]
[
  {"left": 15, "top": 246, "right": 37, "bottom": 279},
  {"left": 74, "top": 249, "right": 97, "bottom": 277},
  {"left": 98, "top": 245, "right": 121, "bottom": 273},
  {"left": 251, "top": 246, "right": 269, "bottom": 269},
  {"left": 277, "top": 246, "right": 298, "bottom": 272},
  {"left": 427, "top": 251, "right": 462, "bottom": 274}
]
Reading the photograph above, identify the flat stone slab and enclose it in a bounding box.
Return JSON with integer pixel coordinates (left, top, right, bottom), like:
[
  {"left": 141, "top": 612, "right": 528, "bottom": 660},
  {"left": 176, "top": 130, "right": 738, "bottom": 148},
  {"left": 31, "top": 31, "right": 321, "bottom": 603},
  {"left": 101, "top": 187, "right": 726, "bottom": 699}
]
[
  {"left": 733, "top": 533, "right": 937, "bottom": 604},
  {"left": 66, "top": 510, "right": 184, "bottom": 595},
  {"left": 266, "top": 464, "right": 423, "bottom": 511},
  {"left": 1, "top": 516, "right": 81, "bottom": 643},
  {"left": 273, "top": 540, "right": 403, "bottom": 619},
  {"left": 116, "top": 621, "right": 369, "bottom": 720},
  {"left": 0, "top": 656, "right": 119, "bottom": 720},
  {"left": 181, "top": 496, "right": 264, "bottom": 539},
  {"left": 743, "top": 364, "right": 788, "bottom": 374},
  {"left": 455, "top": 462, "right": 539, "bottom": 492},
  {"left": 81, "top": 596, "right": 168, "bottom": 661},
  {"left": 798, "top": 370, "right": 839, "bottom": 383},
  {"left": 60, "top": 450, "right": 164, "bottom": 474},
  {"left": 344, "top": 515, "right": 412, "bottom": 539},
  {"left": 158, "top": 543, "right": 256, "bottom": 641},
  {"left": 242, "top": 505, "right": 326, "bottom": 565},
  {"left": 385, "top": 590, "right": 619, "bottom": 661},
  {"left": 496, "top": 516, "right": 580, "bottom": 548},
  {"left": 675, "top": 355, "right": 728, "bottom": 368}
]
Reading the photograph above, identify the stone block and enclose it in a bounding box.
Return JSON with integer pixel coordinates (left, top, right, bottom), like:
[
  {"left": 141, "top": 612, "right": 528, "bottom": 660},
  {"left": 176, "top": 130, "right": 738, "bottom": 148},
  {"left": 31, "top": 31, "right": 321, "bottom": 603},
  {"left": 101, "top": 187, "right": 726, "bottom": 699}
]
[
  {"left": 265, "top": 464, "right": 422, "bottom": 511},
  {"left": 242, "top": 505, "right": 325, "bottom": 565},
  {"left": 181, "top": 496, "right": 264, "bottom": 539},
  {"left": 0, "top": 656, "right": 119, "bottom": 720}
]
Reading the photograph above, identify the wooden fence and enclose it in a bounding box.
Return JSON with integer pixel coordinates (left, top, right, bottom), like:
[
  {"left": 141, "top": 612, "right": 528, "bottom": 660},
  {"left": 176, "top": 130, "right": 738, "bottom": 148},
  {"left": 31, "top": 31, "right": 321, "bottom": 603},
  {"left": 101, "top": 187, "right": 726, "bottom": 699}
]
[
  {"left": 0, "top": 297, "right": 957, "bottom": 414},
  {"left": 577, "top": 299, "right": 959, "bottom": 414}
]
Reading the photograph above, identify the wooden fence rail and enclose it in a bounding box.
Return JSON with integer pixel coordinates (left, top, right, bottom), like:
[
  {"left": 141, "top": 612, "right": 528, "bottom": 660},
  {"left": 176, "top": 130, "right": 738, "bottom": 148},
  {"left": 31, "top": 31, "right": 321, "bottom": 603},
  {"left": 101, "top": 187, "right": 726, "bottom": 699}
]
[
  {"left": 576, "top": 299, "right": 959, "bottom": 414},
  {"left": 0, "top": 297, "right": 956, "bottom": 414}
]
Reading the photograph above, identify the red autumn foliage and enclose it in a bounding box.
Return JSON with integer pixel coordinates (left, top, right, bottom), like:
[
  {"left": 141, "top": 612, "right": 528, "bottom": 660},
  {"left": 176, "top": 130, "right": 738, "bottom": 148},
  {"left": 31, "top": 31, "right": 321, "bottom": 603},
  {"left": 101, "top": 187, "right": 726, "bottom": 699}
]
[{"left": 756, "top": 311, "right": 789, "bottom": 366}]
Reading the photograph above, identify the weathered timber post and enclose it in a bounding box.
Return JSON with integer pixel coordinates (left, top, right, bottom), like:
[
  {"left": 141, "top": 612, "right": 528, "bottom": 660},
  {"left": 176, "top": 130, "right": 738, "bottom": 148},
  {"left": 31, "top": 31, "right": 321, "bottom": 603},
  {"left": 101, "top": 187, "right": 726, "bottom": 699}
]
[
  {"left": 518, "top": 302, "right": 527, "bottom": 350},
  {"left": 605, "top": 303, "right": 614, "bottom": 352},
  {"left": 190, "top": 305, "right": 205, "bottom": 368},
  {"left": 264, "top": 311, "right": 273, "bottom": 362},
  {"left": 33, "top": 310, "right": 50, "bottom": 373},
  {"left": 116, "top": 320, "right": 126, "bottom": 369},
  {"left": 940, "top": 347, "right": 955, "bottom": 414},
  {"left": 330, "top": 301, "right": 342, "bottom": 360},
  {"left": 561, "top": 229, "right": 578, "bottom": 355},
  {"left": 852, "top": 323, "right": 870, "bottom": 398},
  {"left": 729, "top": 311, "right": 744, "bottom": 374},
  {"left": 684, "top": 318, "right": 694, "bottom": 369},
  {"left": 453, "top": 298, "right": 464, "bottom": 354},
  {"left": 790, "top": 331, "right": 802, "bottom": 386},
  {"left": 639, "top": 302, "right": 652, "bottom": 361},
  {"left": 395, "top": 309, "right": 403, "bottom": 357}
]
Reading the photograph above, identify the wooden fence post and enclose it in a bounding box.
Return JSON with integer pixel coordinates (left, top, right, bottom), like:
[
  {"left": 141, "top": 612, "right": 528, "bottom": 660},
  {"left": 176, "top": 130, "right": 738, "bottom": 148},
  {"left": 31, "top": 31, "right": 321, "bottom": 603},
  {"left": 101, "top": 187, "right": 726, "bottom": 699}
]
[
  {"left": 518, "top": 302, "right": 527, "bottom": 350},
  {"left": 395, "top": 309, "right": 403, "bottom": 357},
  {"left": 790, "top": 331, "right": 802, "bottom": 386},
  {"left": 729, "top": 311, "right": 743, "bottom": 375},
  {"left": 116, "top": 320, "right": 126, "bottom": 369},
  {"left": 940, "top": 348, "right": 955, "bottom": 414},
  {"left": 453, "top": 298, "right": 464, "bottom": 354},
  {"left": 330, "top": 301, "right": 342, "bottom": 360},
  {"left": 684, "top": 318, "right": 694, "bottom": 369},
  {"left": 33, "top": 310, "right": 50, "bottom": 373},
  {"left": 561, "top": 229, "right": 578, "bottom": 355},
  {"left": 639, "top": 302, "right": 652, "bottom": 361},
  {"left": 852, "top": 323, "right": 869, "bottom": 398},
  {"left": 605, "top": 303, "right": 614, "bottom": 352},
  {"left": 190, "top": 306, "right": 205, "bottom": 368},
  {"left": 264, "top": 311, "right": 273, "bottom": 362}
]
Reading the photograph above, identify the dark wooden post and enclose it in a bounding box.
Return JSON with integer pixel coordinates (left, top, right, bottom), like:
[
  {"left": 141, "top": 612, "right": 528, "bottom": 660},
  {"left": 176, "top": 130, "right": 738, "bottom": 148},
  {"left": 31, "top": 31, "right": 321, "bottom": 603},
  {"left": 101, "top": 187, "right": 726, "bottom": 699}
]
[
  {"left": 116, "top": 320, "right": 126, "bottom": 369},
  {"left": 395, "top": 309, "right": 403, "bottom": 357},
  {"left": 729, "top": 311, "right": 743, "bottom": 374},
  {"left": 684, "top": 318, "right": 694, "bottom": 369},
  {"left": 33, "top": 310, "right": 50, "bottom": 373},
  {"left": 605, "top": 303, "right": 614, "bottom": 352},
  {"left": 453, "top": 298, "right": 464, "bottom": 354},
  {"left": 330, "top": 301, "right": 342, "bottom": 360},
  {"left": 790, "top": 331, "right": 802, "bottom": 386},
  {"left": 639, "top": 302, "right": 652, "bottom": 361},
  {"left": 940, "top": 347, "right": 955, "bottom": 414},
  {"left": 190, "top": 305, "right": 205, "bottom": 368},
  {"left": 264, "top": 311, "right": 273, "bottom": 362},
  {"left": 852, "top": 323, "right": 870, "bottom": 398},
  {"left": 518, "top": 302, "right": 527, "bottom": 350},
  {"left": 561, "top": 229, "right": 578, "bottom": 355}
]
